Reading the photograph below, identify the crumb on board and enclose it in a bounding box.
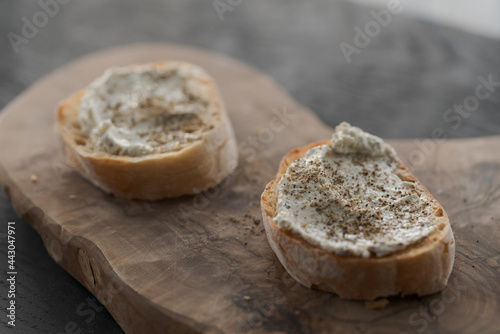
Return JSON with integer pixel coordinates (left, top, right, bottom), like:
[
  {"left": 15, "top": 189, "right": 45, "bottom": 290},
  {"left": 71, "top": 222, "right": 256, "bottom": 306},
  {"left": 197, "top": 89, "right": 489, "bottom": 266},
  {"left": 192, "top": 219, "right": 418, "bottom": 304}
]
[
  {"left": 244, "top": 296, "right": 251, "bottom": 301},
  {"left": 230, "top": 217, "right": 240, "bottom": 224},
  {"left": 31, "top": 174, "right": 38, "bottom": 183},
  {"left": 294, "top": 310, "right": 300, "bottom": 316},
  {"left": 253, "top": 219, "right": 261, "bottom": 225},
  {"left": 69, "top": 195, "right": 77, "bottom": 200},
  {"left": 365, "top": 298, "right": 389, "bottom": 310}
]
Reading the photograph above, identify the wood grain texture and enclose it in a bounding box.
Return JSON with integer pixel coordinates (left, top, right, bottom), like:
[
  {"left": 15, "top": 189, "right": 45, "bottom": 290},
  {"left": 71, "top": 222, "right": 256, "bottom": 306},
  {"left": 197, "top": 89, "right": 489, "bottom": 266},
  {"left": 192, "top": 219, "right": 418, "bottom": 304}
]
[{"left": 0, "top": 44, "right": 499, "bottom": 334}]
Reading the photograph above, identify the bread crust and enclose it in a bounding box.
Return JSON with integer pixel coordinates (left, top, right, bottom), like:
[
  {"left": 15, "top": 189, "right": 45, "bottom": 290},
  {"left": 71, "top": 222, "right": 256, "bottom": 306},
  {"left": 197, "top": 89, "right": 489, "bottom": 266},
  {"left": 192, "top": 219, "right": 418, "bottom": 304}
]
[
  {"left": 57, "top": 62, "right": 238, "bottom": 200},
  {"left": 261, "top": 141, "right": 455, "bottom": 300}
]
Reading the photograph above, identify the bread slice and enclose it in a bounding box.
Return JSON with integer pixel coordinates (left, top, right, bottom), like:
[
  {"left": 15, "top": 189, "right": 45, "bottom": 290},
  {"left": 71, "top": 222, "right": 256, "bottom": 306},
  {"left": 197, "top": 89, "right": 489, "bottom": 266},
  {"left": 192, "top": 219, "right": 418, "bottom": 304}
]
[
  {"left": 261, "top": 126, "right": 454, "bottom": 300},
  {"left": 57, "top": 62, "right": 238, "bottom": 200}
]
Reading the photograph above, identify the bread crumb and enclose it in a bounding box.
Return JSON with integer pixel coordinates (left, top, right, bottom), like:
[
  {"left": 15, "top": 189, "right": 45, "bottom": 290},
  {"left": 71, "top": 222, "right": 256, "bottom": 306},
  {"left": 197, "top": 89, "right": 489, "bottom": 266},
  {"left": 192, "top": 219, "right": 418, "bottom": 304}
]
[
  {"left": 244, "top": 296, "right": 251, "bottom": 301},
  {"left": 294, "top": 310, "right": 300, "bottom": 316},
  {"left": 69, "top": 195, "right": 77, "bottom": 200},
  {"left": 365, "top": 298, "right": 389, "bottom": 309},
  {"left": 253, "top": 219, "right": 261, "bottom": 225},
  {"left": 31, "top": 175, "right": 38, "bottom": 183},
  {"left": 436, "top": 189, "right": 443, "bottom": 195}
]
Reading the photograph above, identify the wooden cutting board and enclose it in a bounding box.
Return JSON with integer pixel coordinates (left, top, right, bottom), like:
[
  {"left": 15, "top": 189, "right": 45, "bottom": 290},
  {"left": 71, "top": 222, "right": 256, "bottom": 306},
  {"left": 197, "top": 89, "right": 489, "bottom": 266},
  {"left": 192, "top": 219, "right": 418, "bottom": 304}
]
[{"left": 0, "top": 44, "right": 499, "bottom": 334}]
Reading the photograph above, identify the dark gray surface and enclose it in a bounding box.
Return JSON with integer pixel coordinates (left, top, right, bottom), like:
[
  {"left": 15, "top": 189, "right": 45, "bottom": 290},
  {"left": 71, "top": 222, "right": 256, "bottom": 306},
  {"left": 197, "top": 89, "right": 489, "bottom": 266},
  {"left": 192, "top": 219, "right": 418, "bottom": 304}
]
[{"left": 0, "top": 1, "right": 499, "bottom": 333}]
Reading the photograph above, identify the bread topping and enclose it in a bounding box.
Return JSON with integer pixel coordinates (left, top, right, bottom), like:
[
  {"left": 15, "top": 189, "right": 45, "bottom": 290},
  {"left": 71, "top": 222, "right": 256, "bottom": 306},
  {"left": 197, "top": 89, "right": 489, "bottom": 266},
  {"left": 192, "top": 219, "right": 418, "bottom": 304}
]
[
  {"left": 79, "top": 63, "right": 216, "bottom": 156},
  {"left": 274, "top": 122, "right": 438, "bottom": 258}
]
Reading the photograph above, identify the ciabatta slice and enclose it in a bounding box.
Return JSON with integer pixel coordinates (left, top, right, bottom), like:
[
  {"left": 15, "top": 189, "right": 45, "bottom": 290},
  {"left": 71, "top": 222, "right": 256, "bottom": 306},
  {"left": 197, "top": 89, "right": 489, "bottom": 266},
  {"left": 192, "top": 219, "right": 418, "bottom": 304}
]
[
  {"left": 261, "top": 123, "right": 454, "bottom": 300},
  {"left": 57, "top": 62, "right": 238, "bottom": 200}
]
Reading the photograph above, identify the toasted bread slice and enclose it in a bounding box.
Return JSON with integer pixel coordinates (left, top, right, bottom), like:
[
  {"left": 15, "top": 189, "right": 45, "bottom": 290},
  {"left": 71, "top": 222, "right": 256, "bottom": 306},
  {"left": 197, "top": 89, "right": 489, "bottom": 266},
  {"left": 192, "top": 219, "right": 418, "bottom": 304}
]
[
  {"left": 57, "top": 62, "right": 238, "bottom": 200},
  {"left": 261, "top": 126, "right": 454, "bottom": 300}
]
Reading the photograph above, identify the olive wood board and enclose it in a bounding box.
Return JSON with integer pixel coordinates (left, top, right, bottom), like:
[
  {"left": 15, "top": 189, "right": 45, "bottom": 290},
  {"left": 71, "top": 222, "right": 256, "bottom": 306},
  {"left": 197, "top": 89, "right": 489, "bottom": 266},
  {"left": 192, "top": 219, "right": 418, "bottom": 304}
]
[{"left": 0, "top": 44, "right": 499, "bottom": 334}]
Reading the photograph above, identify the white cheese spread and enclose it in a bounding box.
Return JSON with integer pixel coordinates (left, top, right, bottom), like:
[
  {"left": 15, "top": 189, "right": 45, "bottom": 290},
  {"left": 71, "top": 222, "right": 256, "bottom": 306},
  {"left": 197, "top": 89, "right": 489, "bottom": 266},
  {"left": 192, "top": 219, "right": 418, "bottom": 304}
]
[
  {"left": 274, "top": 122, "right": 438, "bottom": 258},
  {"left": 79, "top": 63, "right": 216, "bottom": 157}
]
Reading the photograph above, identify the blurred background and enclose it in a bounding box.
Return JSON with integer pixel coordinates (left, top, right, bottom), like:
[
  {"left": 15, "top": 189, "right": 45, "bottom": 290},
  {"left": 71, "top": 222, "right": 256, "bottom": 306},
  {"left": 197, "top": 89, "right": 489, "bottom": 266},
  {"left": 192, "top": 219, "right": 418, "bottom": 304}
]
[{"left": 0, "top": 0, "right": 499, "bottom": 332}]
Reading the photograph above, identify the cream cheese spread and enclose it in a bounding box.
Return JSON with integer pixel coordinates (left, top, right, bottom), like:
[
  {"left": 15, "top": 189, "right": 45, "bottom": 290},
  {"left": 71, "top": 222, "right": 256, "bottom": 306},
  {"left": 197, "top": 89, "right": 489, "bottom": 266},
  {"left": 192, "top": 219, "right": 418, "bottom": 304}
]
[
  {"left": 79, "top": 63, "right": 216, "bottom": 157},
  {"left": 274, "top": 122, "right": 438, "bottom": 258}
]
